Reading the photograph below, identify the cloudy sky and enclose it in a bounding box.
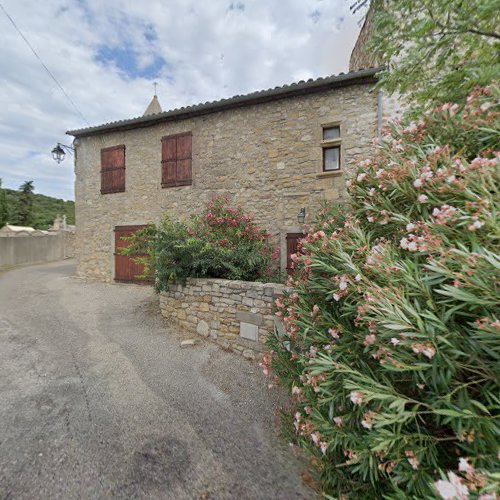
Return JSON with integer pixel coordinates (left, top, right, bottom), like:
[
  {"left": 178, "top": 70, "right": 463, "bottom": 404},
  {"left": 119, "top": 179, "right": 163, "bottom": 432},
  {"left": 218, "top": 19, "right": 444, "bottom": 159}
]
[{"left": 0, "top": 0, "right": 365, "bottom": 200}]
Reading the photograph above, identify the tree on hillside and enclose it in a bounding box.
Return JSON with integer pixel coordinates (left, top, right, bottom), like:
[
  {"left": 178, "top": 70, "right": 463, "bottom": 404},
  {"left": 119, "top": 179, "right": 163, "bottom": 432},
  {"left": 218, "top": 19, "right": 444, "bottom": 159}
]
[
  {"left": 352, "top": 0, "right": 500, "bottom": 108},
  {"left": 0, "top": 179, "right": 8, "bottom": 228},
  {"left": 15, "top": 180, "right": 35, "bottom": 227}
]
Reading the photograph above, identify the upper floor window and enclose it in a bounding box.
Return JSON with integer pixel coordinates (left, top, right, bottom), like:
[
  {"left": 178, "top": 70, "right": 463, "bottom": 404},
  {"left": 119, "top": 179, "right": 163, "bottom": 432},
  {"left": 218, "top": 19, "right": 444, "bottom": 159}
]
[
  {"left": 321, "top": 125, "right": 341, "bottom": 172},
  {"left": 101, "top": 145, "right": 125, "bottom": 194},
  {"left": 161, "top": 132, "right": 192, "bottom": 188}
]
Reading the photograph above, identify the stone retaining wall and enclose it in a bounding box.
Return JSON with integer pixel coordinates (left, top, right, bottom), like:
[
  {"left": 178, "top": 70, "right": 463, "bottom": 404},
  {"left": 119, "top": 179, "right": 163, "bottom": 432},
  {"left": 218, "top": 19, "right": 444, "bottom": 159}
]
[{"left": 159, "top": 278, "right": 285, "bottom": 359}]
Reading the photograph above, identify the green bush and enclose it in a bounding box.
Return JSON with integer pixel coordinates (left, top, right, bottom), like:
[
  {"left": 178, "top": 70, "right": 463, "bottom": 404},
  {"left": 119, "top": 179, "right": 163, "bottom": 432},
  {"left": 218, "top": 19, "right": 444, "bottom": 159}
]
[
  {"left": 123, "top": 196, "right": 279, "bottom": 291},
  {"left": 266, "top": 85, "right": 499, "bottom": 498}
]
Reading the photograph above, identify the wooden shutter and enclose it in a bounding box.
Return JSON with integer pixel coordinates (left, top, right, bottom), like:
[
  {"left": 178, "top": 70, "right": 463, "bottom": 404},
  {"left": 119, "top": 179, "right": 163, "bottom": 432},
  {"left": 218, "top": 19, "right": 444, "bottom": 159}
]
[
  {"left": 161, "top": 136, "right": 177, "bottom": 187},
  {"left": 176, "top": 132, "right": 192, "bottom": 186},
  {"left": 101, "top": 145, "right": 125, "bottom": 194},
  {"left": 161, "top": 132, "right": 192, "bottom": 188}
]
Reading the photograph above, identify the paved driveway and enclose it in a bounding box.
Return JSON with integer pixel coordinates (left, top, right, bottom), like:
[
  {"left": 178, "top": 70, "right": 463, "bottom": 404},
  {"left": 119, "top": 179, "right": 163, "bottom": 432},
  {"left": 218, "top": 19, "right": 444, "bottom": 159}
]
[{"left": 0, "top": 261, "right": 312, "bottom": 499}]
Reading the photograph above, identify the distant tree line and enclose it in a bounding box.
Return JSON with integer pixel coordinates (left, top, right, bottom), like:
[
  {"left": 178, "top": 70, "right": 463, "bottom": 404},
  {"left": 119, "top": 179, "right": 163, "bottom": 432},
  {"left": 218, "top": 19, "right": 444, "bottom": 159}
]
[{"left": 0, "top": 179, "right": 75, "bottom": 230}]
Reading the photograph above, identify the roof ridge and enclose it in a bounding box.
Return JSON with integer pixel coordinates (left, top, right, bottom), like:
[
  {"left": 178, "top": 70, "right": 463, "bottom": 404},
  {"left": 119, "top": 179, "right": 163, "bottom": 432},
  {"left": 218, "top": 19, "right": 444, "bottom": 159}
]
[{"left": 68, "top": 66, "right": 382, "bottom": 138}]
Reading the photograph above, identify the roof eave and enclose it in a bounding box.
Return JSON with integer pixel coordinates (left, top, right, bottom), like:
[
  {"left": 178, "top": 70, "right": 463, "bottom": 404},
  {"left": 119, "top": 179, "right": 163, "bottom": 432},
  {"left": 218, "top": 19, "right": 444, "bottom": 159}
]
[{"left": 67, "top": 67, "right": 382, "bottom": 138}]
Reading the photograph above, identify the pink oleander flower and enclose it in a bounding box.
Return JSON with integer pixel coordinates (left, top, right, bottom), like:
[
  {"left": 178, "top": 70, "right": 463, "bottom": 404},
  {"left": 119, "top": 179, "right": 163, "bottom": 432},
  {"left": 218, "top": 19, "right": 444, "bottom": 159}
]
[
  {"left": 435, "top": 472, "right": 470, "bottom": 500},
  {"left": 406, "top": 223, "right": 416, "bottom": 231},
  {"left": 311, "top": 431, "right": 321, "bottom": 445},
  {"left": 350, "top": 391, "right": 365, "bottom": 405},
  {"left": 361, "top": 411, "right": 377, "bottom": 430},
  {"left": 291, "top": 386, "right": 302, "bottom": 396},
  {"left": 411, "top": 343, "right": 436, "bottom": 359},
  {"left": 355, "top": 274, "right": 362, "bottom": 281},
  {"left": 329, "top": 328, "right": 340, "bottom": 339},
  {"left": 333, "top": 293, "right": 341, "bottom": 302},
  {"left": 320, "top": 441, "right": 329, "bottom": 455},
  {"left": 391, "top": 337, "right": 401, "bottom": 345},
  {"left": 364, "top": 334, "right": 377, "bottom": 346},
  {"left": 458, "top": 457, "right": 474, "bottom": 476},
  {"left": 413, "top": 178, "right": 423, "bottom": 188},
  {"left": 333, "top": 416, "right": 344, "bottom": 427},
  {"left": 405, "top": 450, "right": 420, "bottom": 470},
  {"left": 357, "top": 173, "right": 367, "bottom": 182},
  {"left": 418, "top": 194, "right": 429, "bottom": 203},
  {"left": 468, "top": 220, "right": 484, "bottom": 231}
]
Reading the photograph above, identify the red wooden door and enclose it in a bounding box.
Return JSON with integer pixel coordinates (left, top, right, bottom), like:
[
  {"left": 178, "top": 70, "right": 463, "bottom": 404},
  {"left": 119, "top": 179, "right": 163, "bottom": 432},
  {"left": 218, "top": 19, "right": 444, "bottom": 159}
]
[
  {"left": 286, "top": 233, "right": 303, "bottom": 275},
  {"left": 114, "top": 225, "right": 151, "bottom": 284}
]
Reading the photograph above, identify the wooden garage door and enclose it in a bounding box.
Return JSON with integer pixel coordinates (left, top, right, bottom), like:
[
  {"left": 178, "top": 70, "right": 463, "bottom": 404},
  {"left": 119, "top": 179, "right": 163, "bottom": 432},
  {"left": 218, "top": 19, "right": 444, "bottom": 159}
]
[
  {"left": 114, "top": 225, "right": 151, "bottom": 284},
  {"left": 286, "top": 233, "right": 304, "bottom": 275}
]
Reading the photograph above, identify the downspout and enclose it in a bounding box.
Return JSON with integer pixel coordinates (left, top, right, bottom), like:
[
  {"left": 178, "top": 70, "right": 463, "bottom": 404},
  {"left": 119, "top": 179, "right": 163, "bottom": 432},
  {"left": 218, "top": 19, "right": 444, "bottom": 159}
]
[{"left": 377, "top": 89, "right": 383, "bottom": 136}]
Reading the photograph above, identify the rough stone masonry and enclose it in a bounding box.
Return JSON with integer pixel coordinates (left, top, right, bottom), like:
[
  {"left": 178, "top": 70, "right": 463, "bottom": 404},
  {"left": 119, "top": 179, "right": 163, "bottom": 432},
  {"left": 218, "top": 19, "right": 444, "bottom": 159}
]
[
  {"left": 68, "top": 69, "right": 380, "bottom": 282},
  {"left": 159, "top": 278, "right": 285, "bottom": 359}
]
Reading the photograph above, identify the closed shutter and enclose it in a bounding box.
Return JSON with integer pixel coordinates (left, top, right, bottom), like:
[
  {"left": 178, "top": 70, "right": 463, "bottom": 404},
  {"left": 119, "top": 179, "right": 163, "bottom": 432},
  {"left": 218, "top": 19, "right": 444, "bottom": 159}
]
[
  {"left": 161, "top": 132, "right": 192, "bottom": 187},
  {"left": 101, "top": 145, "right": 125, "bottom": 194},
  {"left": 161, "top": 136, "right": 177, "bottom": 187},
  {"left": 176, "top": 133, "right": 192, "bottom": 186}
]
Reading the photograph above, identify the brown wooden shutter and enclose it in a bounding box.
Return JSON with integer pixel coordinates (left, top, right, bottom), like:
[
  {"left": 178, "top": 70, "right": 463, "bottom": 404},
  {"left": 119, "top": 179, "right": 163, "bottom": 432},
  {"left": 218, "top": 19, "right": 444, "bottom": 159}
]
[
  {"left": 161, "top": 132, "right": 192, "bottom": 188},
  {"left": 101, "top": 145, "right": 125, "bottom": 194},
  {"left": 176, "top": 132, "right": 192, "bottom": 186},
  {"left": 161, "top": 136, "right": 177, "bottom": 187}
]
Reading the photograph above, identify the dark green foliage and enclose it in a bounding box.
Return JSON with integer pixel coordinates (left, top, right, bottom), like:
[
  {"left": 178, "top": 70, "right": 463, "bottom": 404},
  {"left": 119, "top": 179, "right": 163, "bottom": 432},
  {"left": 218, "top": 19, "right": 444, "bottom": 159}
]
[
  {"left": 363, "top": 0, "right": 500, "bottom": 110},
  {"left": 3, "top": 185, "right": 74, "bottom": 229},
  {"left": 0, "top": 179, "right": 8, "bottom": 229},
  {"left": 122, "top": 196, "right": 280, "bottom": 291},
  {"left": 15, "top": 181, "right": 35, "bottom": 227}
]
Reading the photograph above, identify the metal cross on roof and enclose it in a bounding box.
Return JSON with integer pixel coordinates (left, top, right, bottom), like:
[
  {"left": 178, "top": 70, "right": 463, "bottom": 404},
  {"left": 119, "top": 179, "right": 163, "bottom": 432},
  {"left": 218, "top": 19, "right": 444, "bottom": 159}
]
[{"left": 153, "top": 81, "right": 158, "bottom": 96}]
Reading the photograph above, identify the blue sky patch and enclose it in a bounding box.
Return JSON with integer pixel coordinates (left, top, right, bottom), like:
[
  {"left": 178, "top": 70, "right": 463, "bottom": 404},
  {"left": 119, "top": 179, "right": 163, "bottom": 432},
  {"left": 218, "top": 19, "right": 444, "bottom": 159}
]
[{"left": 95, "top": 44, "right": 167, "bottom": 79}]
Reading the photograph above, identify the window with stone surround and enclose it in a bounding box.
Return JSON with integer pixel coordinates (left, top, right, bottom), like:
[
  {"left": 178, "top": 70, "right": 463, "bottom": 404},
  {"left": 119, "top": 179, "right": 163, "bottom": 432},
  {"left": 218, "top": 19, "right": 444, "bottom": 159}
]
[
  {"left": 161, "top": 132, "right": 192, "bottom": 188},
  {"left": 101, "top": 145, "right": 125, "bottom": 194},
  {"left": 321, "top": 124, "right": 341, "bottom": 173}
]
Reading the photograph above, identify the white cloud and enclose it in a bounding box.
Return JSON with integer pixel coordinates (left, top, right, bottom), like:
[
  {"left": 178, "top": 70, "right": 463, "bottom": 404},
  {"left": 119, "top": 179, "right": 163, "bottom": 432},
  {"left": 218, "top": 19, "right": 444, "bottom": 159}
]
[{"left": 0, "top": 0, "right": 363, "bottom": 200}]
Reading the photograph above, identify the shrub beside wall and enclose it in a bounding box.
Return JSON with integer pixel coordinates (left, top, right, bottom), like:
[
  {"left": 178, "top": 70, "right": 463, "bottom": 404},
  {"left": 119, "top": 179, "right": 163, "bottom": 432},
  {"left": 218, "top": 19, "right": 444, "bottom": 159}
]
[{"left": 266, "top": 86, "right": 500, "bottom": 498}]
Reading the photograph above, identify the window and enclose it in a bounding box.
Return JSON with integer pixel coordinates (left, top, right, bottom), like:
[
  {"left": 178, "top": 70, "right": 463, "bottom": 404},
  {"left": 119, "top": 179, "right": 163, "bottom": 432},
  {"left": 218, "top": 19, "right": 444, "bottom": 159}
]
[
  {"left": 323, "top": 146, "right": 340, "bottom": 171},
  {"left": 161, "top": 132, "right": 192, "bottom": 188},
  {"left": 321, "top": 125, "right": 342, "bottom": 172},
  {"left": 101, "top": 145, "right": 125, "bottom": 194}
]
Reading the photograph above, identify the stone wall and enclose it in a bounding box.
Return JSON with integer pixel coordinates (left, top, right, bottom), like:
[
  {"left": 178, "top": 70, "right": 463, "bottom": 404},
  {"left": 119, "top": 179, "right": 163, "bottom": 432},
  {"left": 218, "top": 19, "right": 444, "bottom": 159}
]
[
  {"left": 349, "top": 6, "right": 381, "bottom": 72},
  {"left": 159, "top": 278, "right": 285, "bottom": 359},
  {"left": 0, "top": 234, "right": 67, "bottom": 269},
  {"left": 74, "top": 82, "right": 378, "bottom": 282}
]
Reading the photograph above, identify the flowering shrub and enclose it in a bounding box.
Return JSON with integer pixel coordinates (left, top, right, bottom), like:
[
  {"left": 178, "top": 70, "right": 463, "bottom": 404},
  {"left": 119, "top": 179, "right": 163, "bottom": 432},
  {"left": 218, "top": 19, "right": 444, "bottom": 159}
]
[
  {"left": 122, "top": 196, "right": 279, "bottom": 290},
  {"left": 266, "top": 86, "right": 499, "bottom": 498}
]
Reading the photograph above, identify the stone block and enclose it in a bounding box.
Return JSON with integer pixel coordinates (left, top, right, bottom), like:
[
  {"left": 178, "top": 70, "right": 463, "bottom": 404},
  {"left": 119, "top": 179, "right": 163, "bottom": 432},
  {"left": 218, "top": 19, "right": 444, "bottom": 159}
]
[
  {"left": 242, "top": 349, "right": 255, "bottom": 360},
  {"left": 199, "top": 303, "right": 210, "bottom": 312},
  {"left": 240, "top": 322, "right": 258, "bottom": 342},
  {"left": 242, "top": 297, "right": 254, "bottom": 307},
  {"left": 196, "top": 320, "right": 209, "bottom": 337},
  {"left": 235, "top": 311, "right": 263, "bottom": 326}
]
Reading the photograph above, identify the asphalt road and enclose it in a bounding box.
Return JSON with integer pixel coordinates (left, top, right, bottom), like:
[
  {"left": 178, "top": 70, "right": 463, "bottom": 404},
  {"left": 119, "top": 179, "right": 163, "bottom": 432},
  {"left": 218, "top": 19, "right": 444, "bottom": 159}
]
[{"left": 0, "top": 261, "right": 313, "bottom": 500}]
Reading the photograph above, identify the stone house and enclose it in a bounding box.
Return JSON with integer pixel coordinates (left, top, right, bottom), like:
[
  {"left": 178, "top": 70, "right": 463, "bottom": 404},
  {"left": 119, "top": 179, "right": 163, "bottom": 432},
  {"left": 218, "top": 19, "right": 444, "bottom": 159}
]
[{"left": 67, "top": 67, "right": 381, "bottom": 283}]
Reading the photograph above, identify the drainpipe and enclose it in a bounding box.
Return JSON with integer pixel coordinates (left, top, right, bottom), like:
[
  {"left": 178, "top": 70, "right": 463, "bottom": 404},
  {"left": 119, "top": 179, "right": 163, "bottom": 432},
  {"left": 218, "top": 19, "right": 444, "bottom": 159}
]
[{"left": 377, "top": 89, "right": 383, "bottom": 136}]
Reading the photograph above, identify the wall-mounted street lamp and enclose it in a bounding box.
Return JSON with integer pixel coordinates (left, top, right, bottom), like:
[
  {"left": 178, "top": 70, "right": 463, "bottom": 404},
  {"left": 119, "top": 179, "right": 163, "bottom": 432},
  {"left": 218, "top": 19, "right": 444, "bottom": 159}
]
[
  {"left": 51, "top": 143, "right": 74, "bottom": 164},
  {"left": 297, "top": 207, "right": 306, "bottom": 224}
]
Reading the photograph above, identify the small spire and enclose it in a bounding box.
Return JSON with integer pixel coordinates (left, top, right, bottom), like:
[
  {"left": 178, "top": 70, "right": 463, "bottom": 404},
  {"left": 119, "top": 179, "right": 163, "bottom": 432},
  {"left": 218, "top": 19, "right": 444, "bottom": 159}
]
[{"left": 143, "top": 84, "right": 162, "bottom": 116}]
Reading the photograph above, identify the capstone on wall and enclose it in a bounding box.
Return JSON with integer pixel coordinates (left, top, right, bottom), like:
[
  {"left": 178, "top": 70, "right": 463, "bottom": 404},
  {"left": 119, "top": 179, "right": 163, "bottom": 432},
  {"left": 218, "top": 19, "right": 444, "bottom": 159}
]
[
  {"left": 159, "top": 278, "right": 285, "bottom": 359},
  {"left": 74, "top": 83, "right": 377, "bottom": 282}
]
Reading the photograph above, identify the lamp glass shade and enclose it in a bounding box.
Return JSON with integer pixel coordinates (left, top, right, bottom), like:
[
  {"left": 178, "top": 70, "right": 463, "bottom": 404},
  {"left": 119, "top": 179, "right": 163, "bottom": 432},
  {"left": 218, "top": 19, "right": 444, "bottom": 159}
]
[{"left": 51, "top": 144, "right": 65, "bottom": 163}]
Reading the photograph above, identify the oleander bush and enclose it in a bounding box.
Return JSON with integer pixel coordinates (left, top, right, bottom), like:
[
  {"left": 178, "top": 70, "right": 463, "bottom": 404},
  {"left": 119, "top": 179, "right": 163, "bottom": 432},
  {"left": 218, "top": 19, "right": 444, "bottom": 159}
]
[
  {"left": 122, "top": 195, "right": 279, "bottom": 290},
  {"left": 265, "top": 85, "right": 500, "bottom": 499}
]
